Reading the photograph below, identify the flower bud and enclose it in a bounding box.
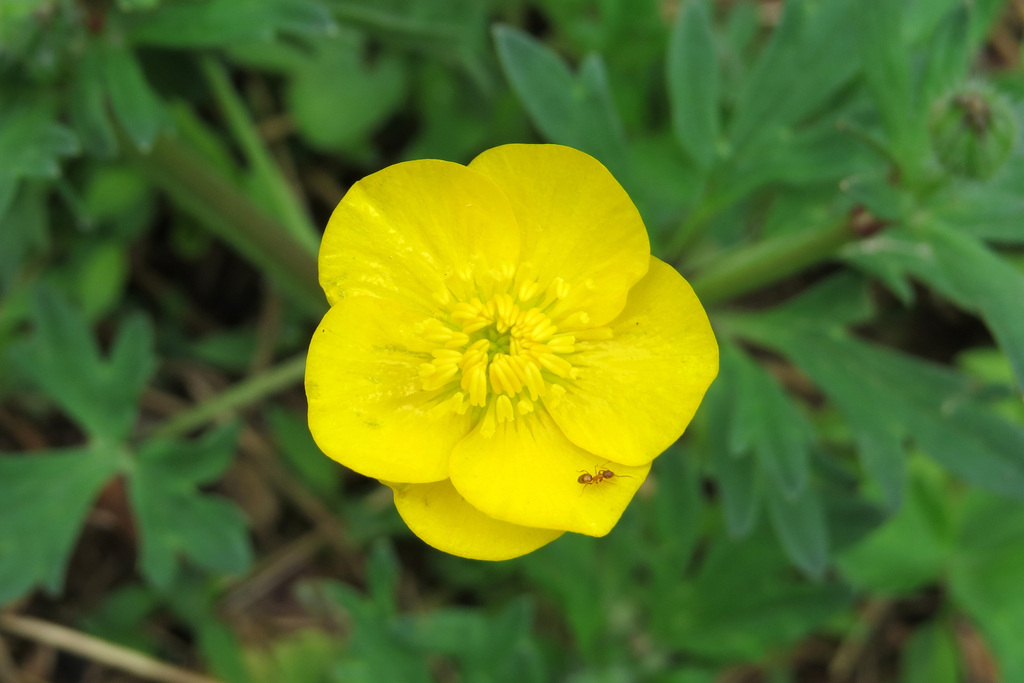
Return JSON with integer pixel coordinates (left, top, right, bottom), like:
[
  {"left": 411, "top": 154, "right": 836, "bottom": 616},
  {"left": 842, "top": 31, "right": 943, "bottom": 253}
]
[{"left": 929, "top": 83, "right": 1017, "bottom": 180}]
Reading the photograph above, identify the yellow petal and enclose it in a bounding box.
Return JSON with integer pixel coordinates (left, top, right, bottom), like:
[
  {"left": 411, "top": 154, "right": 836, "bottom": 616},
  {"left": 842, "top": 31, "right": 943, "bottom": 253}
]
[
  {"left": 468, "top": 144, "right": 650, "bottom": 327},
  {"left": 449, "top": 409, "right": 651, "bottom": 536},
  {"left": 318, "top": 159, "right": 521, "bottom": 312},
  {"left": 390, "top": 479, "right": 563, "bottom": 561},
  {"left": 547, "top": 257, "right": 718, "bottom": 467},
  {"left": 306, "top": 295, "right": 476, "bottom": 482}
]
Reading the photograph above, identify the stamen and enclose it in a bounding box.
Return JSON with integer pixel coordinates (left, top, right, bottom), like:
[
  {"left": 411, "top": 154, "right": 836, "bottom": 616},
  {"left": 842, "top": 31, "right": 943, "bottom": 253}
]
[
  {"left": 496, "top": 395, "right": 515, "bottom": 424},
  {"left": 535, "top": 351, "right": 573, "bottom": 378},
  {"left": 493, "top": 293, "right": 518, "bottom": 333},
  {"left": 546, "top": 384, "right": 567, "bottom": 408},
  {"left": 489, "top": 354, "right": 523, "bottom": 396},
  {"left": 429, "top": 392, "right": 466, "bottom": 419},
  {"left": 415, "top": 267, "right": 611, "bottom": 426},
  {"left": 546, "top": 333, "right": 576, "bottom": 355},
  {"left": 522, "top": 360, "right": 546, "bottom": 401},
  {"left": 479, "top": 400, "right": 498, "bottom": 437},
  {"left": 517, "top": 397, "right": 534, "bottom": 415}
]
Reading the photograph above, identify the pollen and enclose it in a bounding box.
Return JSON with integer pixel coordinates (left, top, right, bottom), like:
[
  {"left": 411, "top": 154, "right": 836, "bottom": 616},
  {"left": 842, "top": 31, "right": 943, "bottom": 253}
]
[{"left": 417, "top": 264, "right": 610, "bottom": 432}]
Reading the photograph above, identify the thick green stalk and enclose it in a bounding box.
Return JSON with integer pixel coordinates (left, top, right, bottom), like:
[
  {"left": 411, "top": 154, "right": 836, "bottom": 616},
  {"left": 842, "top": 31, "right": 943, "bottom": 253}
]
[
  {"left": 128, "top": 134, "right": 324, "bottom": 316},
  {"left": 146, "top": 354, "right": 307, "bottom": 440},
  {"left": 689, "top": 219, "right": 860, "bottom": 305},
  {"left": 199, "top": 56, "right": 321, "bottom": 255}
]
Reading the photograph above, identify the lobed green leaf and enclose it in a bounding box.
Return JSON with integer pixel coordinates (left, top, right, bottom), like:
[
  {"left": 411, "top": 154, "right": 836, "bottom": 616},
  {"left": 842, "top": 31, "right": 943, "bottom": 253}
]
[
  {"left": 128, "top": 424, "right": 250, "bottom": 588},
  {"left": 494, "top": 24, "right": 628, "bottom": 178},
  {"left": 0, "top": 447, "right": 120, "bottom": 605},
  {"left": 667, "top": 0, "right": 720, "bottom": 168},
  {"left": 731, "top": 279, "right": 1024, "bottom": 501},
  {"left": 10, "top": 288, "right": 156, "bottom": 442}
]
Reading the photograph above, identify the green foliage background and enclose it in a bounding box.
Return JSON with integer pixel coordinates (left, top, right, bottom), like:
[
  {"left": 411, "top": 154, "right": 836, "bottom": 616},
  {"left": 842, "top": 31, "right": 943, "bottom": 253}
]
[{"left": 1, "top": 0, "right": 1024, "bottom": 681}]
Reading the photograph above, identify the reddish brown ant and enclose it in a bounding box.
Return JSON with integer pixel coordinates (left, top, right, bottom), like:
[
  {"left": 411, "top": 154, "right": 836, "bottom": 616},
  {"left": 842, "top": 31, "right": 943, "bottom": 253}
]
[{"left": 577, "top": 465, "right": 632, "bottom": 492}]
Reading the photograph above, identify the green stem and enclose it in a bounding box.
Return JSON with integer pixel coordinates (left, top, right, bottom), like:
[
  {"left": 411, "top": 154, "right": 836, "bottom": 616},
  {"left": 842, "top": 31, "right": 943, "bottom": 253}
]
[
  {"left": 146, "top": 354, "right": 307, "bottom": 440},
  {"left": 690, "top": 219, "right": 860, "bottom": 305},
  {"left": 199, "top": 56, "right": 320, "bottom": 255},
  {"left": 128, "top": 133, "right": 324, "bottom": 317}
]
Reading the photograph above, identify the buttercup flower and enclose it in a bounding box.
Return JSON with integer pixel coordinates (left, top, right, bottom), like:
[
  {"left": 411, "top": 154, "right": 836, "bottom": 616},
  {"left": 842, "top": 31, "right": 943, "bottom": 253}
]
[{"left": 305, "top": 144, "right": 718, "bottom": 560}]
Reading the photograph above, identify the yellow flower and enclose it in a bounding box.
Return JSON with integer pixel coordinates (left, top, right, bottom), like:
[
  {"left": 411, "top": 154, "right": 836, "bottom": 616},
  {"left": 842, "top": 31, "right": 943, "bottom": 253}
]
[{"left": 305, "top": 144, "right": 718, "bottom": 560}]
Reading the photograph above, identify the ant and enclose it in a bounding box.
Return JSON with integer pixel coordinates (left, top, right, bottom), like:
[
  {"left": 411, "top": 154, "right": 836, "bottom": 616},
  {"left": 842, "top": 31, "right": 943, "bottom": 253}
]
[{"left": 577, "top": 465, "right": 632, "bottom": 492}]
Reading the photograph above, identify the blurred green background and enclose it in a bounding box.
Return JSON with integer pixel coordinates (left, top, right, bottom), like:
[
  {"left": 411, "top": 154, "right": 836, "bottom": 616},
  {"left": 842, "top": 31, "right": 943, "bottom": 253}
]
[{"left": 2, "top": 0, "right": 1024, "bottom": 681}]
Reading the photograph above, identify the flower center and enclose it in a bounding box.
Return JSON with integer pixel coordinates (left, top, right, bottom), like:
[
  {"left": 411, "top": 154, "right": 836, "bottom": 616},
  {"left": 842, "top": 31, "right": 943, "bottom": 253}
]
[{"left": 416, "top": 264, "right": 610, "bottom": 436}]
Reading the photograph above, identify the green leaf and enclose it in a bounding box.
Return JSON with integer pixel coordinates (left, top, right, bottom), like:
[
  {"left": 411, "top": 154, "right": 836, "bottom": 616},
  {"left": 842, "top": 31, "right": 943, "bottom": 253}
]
[
  {"left": 651, "top": 446, "right": 704, "bottom": 566},
  {"left": 0, "top": 447, "right": 120, "bottom": 605},
  {"left": 194, "top": 617, "right": 250, "bottom": 683},
  {"left": 725, "top": 345, "right": 813, "bottom": 497},
  {"left": 137, "top": 422, "right": 241, "bottom": 484},
  {"left": 367, "top": 539, "right": 400, "bottom": 616},
  {"left": 918, "top": 4, "right": 971, "bottom": 109},
  {"left": 285, "top": 31, "right": 407, "bottom": 152},
  {"left": 79, "top": 585, "right": 161, "bottom": 654},
  {"left": 0, "top": 101, "right": 79, "bottom": 219},
  {"left": 493, "top": 24, "right": 628, "bottom": 177},
  {"left": 520, "top": 535, "right": 605, "bottom": 656},
  {"left": 0, "top": 182, "right": 49, "bottom": 289},
  {"left": 729, "top": 0, "right": 860, "bottom": 152},
  {"left": 81, "top": 164, "right": 153, "bottom": 225},
  {"left": 927, "top": 223, "right": 1024, "bottom": 393},
  {"left": 406, "top": 600, "right": 546, "bottom": 683},
  {"left": 0, "top": 101, "right": 79, "bottom": 179},
  {"left": 837, "top": 457, "right": 953, "bottom": 594},
  {"left": 706, "top": 345, "right": 827, "bottom": 574},
  {"left": 728, "top": 276, "right": 906, "bottom": 509},
  {"left": 128, "top": 425, "right": 250, "bottom": 588},
  {"left": 246, "top": 629, "right": 336, "bottom": 683},
  {"left": 858, "top": 0, "right": 914, "bottom": 163},
  {"left": 948, "top": 490, "right": 1024, "bottom": 681},
  {"left": 10, "top": 288, "right": 156, "bottom": 442},
  {"left": 667, "top": 0, "right": 719, "bottom": 168},
  {"left": 663, "top": 532, "right": 852, "bottom": 662},
  {"left": 760, "top": 271, "right": 875, "bottom": 329},
  {"left": 728, "top": 0, "right": 804, "bottom": 150},
  {"left": 266, "top": 406, "right": 337, "bottom": 498},
  {"left": 163, "top": 580, "right": 250, "bottom": 683},
  {"left": 127, "top": 0, "right": 335, "bottom": 47},
  {"left": 957, "top": 348, "right": 1024, "bottom": 424},
  {"left": 297, "top": 580, "right": 433, "bottom": 683},
  {"left": 839, "top": 172, "right": 911, "bottom": 222},
  {"left": 703, "top": 360, "right": 761, "bottom": 537},
  {"left": 937, "top": 180, "right": 1024, "bottom": 244},
  {"left": 331, "top": 0, "right": 481, "bottom": 47},
  {"left": 843, "top": 226, "right": 965, "bottom": 306},
  {"left": 731, "top": 293, "right": 1024, "bottom": 500},
  {"left": 726, "top": 121, "right": 872, "bottom": 200},
  {"left": 710, "top": 448, "right": 761, "bottom": 538},
  {"left": 900, "top": 621, "right": 962, "bottom": 683},
  {"left": 102, "top": 43, "right": 164, "bottom": 151},
  {"left": 818, "top": 453, "right": 888, "bottom": 552},
  {"left": 74, "top": 242, "right": 130, "bottom": 318},
  {"left": 70, "top": 43, "right": 118, "bottom": 158},
  {"left": 902, "top": 0, "right": 961, "bottom": 43},
  {"left": 764, "top": 476, "right": 829, "bottom": 579},
  {"left": 934, "top": 131, "right": 1024, "bottom": 243}
]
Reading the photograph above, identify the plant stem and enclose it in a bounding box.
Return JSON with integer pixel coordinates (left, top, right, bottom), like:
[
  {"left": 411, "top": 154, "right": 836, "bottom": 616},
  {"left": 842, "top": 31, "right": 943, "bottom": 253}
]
[
  {"left": 146, "top": 354, "right": 306, "bottom": 440},
  {"left": 199, "top": 56, "right": 320, "bottom": 255},
  {"left": 128, "top": 134, "right": 324, "bottom": 317},
  {"left": 0, "top": 614, "right": 223, "bottom": 683},
  {"left": 690, "top": 219, "right": 860, "bottom": 305}
]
